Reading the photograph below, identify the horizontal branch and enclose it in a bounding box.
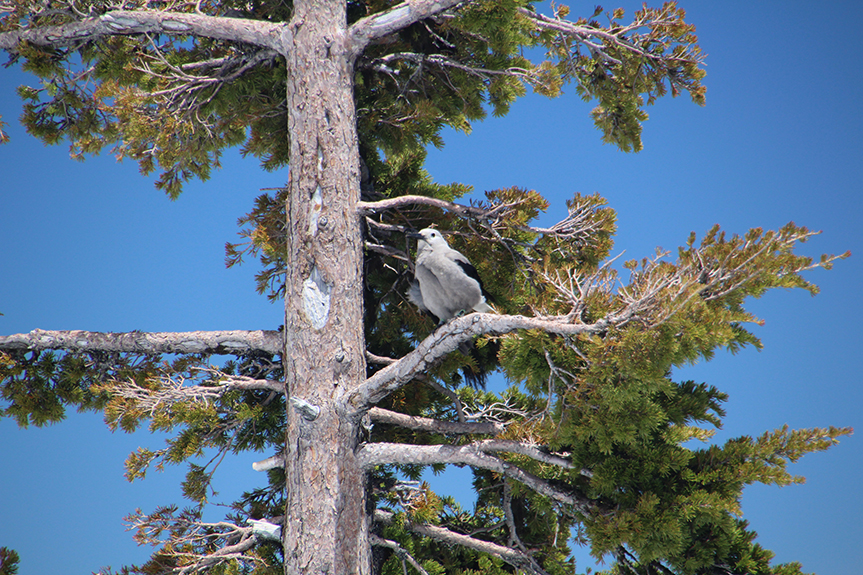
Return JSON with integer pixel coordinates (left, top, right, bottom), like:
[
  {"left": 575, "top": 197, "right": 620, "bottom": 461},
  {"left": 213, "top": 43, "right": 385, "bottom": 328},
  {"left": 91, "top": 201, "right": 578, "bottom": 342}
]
[
  {"left": 516, "top": 6, "right": 700, "bottom": 67},
  {"left": 348, "top": 0, "right": 468, "bottom": 57},
  {"left": 0, "top": 10, "right": 283, "bottom": 52},
  {"left": 252, "top": 453, "right": 285, "bottom": 472},
  {"left": 374, "top": 509, "right": 549, "bottom": 575},
  {"left": 128, "top": 511, "right": 262, "bottom": 575},
  {"left": 207, "top": 372, "right": 285, "bottom": 393},
  {"left": 357, "top": 194, "right": 487, "bottom": 217},
  {"left": 348, "top": 312, "right": 607, "bottom": 409},
  {"left": 358, "top": 442, "right": 593, "bottom": 513},
  {"left": 358, "top": 194, "right": 604, "bottom": 244},
  {"left": 359, "top": 440, "right": 574, "bottom": 472},
  {"left": 368, "top": 406, "right": 503, "bottom": 435},
  {"left": 0, "top": 329, "right": 282, "bottom": 355}
]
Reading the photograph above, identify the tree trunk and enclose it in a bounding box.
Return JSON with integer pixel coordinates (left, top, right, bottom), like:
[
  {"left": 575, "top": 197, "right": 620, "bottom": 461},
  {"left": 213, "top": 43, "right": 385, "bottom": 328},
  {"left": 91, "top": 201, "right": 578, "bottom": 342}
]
[{"left": 282, "top": 0, "right": 368, "bottom": 573}]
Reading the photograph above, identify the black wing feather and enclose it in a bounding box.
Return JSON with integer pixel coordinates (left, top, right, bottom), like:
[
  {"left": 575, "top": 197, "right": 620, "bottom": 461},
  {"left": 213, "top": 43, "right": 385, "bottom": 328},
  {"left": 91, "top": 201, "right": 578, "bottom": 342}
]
[{"left": 454, "top": 259, "right": 494, "bottom": 303}]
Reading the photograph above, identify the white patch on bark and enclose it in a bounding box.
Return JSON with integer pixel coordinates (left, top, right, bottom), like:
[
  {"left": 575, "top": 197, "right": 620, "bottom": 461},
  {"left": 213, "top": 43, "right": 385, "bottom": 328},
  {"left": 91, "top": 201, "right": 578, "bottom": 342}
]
[
  {"left": 290, "top": 395, "right": 322, "bottom": 421},
  {"left": 372, "top": 4, "right": 410, "bottom": 28},
  {"left": 308, "top": 183, "right": 323, "bottom": 236},
  {"left": 247, "top": 519, "right": 282, "bottom": 541},
  {"left": 302, "top": 264, "right": 331, "bottom": 329}
]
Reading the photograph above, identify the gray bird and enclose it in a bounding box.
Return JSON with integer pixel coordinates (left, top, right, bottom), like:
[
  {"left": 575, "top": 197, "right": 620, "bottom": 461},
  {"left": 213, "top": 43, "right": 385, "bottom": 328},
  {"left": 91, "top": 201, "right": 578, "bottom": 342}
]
[{"left": 407, "top": 228, "right": 493, "bottom": 323}]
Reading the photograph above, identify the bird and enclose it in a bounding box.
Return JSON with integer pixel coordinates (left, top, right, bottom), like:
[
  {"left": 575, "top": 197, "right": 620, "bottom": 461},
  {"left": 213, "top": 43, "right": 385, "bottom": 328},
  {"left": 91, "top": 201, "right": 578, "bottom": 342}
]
[{"left": 407, "top": 228, "right": 493, "bottom": 323}]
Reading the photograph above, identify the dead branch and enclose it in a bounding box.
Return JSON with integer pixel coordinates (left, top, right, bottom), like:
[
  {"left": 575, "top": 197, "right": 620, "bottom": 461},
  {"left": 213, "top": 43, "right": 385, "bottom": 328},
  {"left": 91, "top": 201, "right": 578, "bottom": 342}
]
[
  {"left": 358, "top": 441, "right": 592, "bottom": 513},
  {"left": 358, "top": 194, "right": 487, "bottom": 218},
  {"left": 348, "top": 0, "right": 467, "bottom": 57},
  {"left": 374, "top": 509, "right": 551, "bottom": 575},
  {"left": 0, "top": 329, "right": 282, "bottom": 355},
  {"left": 347, "top": 312, "right": 611, "bottom": 410},
  {"left": 127, "top": 511, "right": 265, "bottom": 575},
  {"left": 368, "top": 406, "right": 503, "bottom": 435},
  {"left": 0, "top": 10, "right": 283, "bottom": 52}
]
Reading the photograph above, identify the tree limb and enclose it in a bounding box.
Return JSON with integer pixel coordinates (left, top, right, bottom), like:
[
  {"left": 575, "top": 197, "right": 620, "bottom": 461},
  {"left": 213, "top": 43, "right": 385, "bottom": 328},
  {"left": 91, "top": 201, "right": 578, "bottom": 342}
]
[
  {"left": 357, "top": 194, "right": 487, "bottom": 218},
  {"left": 374, "top": 509, "right": 551, "bottom": 575},
  {"left": 358, "top": 440, "right": 574, "bottom": 472},
  {"left": 348, "top": 312, "right": 608, "bottom": 409},
  {"left": 348, "top": 0, "right": 469, "bottom": 57},
  {"left": 368, "top": 406, "right": 503, "bottom": 435},
  {"left": 516, "top": 6, "right": 701, "bottom": 67},
  {"left": 0, "top": 10, "right": 284, "bottom": 52},
  {"left": 0, "top": 329, "right": 282, "bottom": 355},
  {"left": 358, "top": 442, "right": 593, "bottom": 513},
  {"left": 205, "top": 370, "right": 286, "bottom": 393},
  {"left": 127, "top": 510, "right": 263, "bottom": 575},
  {"left": 357, "top": 193, "right": 607, "bottom": 243}
]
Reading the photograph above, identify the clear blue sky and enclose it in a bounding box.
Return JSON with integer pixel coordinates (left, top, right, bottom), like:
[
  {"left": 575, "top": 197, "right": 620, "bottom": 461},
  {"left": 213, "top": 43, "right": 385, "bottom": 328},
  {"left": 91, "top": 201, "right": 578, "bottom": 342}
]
[{"left": 1, "top": 2, "right": 861, "bottom": 573}]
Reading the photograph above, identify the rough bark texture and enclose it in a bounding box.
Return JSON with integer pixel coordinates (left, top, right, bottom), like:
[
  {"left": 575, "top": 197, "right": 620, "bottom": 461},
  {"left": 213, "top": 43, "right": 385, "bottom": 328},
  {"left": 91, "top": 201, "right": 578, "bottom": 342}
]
[
  {"left": 282, "top": 1, "right": 368, "bottom": 573},
  {"left": 0, "top": 10, "right": 281, "bottom": 50},
  {"left": 0, "top": 329, "right": 282, "bottom": 355}
]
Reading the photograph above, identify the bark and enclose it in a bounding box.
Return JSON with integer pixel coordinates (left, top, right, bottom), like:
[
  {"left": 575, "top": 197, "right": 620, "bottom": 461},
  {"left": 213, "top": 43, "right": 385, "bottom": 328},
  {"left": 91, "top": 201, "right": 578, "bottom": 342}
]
[
  {"left": 0, "top": 328, "right": 281, "bottom": 355},
  {"left": 280, "top": 0, "right": 368, "bottom": 573},
  {"left": 357, "top": 194, "right": 489, "bottom": 217},
  {"left": 349, "top": 312, "right": 610, "bottom": 408},
  {"left": 358, "top": 442, "right": 593, "bottom": 513},
  {"left": 0, "top": 10, "right": 281, "bottom": 51},
  {"left": 374, "top": 509, "right": 548, "bottom": 575},
  {"left": 347, "top": 0, "right": 468, "bottom": 56},
  {"left": 367, "top": 406, "right": 504, "bottom": 435},
  {"left": 359, "top": 439, "right": 576, "bottom": 469}
]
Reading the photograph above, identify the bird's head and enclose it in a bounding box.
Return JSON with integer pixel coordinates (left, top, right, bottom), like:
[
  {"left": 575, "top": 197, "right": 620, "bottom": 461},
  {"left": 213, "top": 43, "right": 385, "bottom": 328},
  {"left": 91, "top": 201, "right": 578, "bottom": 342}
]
[{"left": 408, "top": 228, "right": 449, "bottom": 251}]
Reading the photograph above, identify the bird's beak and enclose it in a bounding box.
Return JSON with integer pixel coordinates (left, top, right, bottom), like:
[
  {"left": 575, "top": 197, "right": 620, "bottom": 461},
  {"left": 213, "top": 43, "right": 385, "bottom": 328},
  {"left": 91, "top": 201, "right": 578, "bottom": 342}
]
[{"left": 406, "top": 231, "right": 424, "bottom": 240}]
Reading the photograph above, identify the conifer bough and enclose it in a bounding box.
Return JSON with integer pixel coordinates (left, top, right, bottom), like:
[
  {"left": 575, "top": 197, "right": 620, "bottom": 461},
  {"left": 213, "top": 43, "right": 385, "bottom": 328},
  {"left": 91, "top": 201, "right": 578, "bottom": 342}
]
[{"left": 0, "top": 1, "right": 851, "bottom": 575}]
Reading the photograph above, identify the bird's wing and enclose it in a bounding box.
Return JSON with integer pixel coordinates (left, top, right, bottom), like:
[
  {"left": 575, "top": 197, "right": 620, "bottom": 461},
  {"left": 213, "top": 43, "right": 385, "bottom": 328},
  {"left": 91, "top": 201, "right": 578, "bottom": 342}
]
[{"left": 451, "top": 256, "right": 494, "bottom": 304}]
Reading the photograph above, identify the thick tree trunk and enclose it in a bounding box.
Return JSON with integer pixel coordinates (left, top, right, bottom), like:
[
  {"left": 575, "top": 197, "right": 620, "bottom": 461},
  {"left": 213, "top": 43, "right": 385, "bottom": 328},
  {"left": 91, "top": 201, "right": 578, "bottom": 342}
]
[{"left": 282, "top": 0, "right": 368, "bottom": 574}]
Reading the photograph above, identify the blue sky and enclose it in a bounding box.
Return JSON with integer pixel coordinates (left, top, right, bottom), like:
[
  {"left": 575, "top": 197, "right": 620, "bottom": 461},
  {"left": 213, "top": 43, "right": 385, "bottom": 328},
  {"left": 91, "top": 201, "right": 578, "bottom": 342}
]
[{"left": 1, "top": 1, "right": 861, "bottom": 574}]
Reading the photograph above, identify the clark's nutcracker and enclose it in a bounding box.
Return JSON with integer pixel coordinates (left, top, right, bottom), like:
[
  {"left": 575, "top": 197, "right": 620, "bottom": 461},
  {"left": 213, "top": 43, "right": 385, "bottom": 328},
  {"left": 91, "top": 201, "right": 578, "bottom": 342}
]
[{"left": 407, "top": 228, "right": 493, "bottom": 323}]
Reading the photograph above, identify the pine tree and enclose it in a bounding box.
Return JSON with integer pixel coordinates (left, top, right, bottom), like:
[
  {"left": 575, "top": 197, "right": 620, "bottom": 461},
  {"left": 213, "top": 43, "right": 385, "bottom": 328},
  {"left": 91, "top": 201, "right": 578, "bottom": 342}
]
[{"left": 0, "top": 2, "right": 851, "bottom": 574}]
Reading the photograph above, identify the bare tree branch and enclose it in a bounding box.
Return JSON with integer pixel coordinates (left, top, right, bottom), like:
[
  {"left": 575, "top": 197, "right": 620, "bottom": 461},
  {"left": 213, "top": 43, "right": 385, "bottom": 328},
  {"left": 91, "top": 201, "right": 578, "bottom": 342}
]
[
  {"left": 0, "top": 10, "right": 283, "bottom": 52},
  {"left": 358, "top": 441, "right": 592, "bottom": 513},
  {"left": 252, "top": 453, "right": 285, "bottom": 472},
  {"left": 127, "top": 511, "right": 265, "bottom": 575},
  {"left": 348, "top": 0, "right": 469, "bottom": 57},
  {"left": 358, "top": 193, "right": 608, "bottom": 247},
  {"left": 358, "top": 194, "right": 487, "bottom": 218},
  {"left": 366, "top": 351, "right": 398, "bottom": 365},
  {"left": 368, "top": 406, "right": 503, "bottom": 435},
  {"left": 516, "top": 5, "right": 704, "bottom": 68},
  {"left": 347, "top": 313, "right": 609, "bottom": 409},
  {"left": 358, "top": 440, "right": 574, "bottom": 472},
  {"left": 374, "top": 509, "right": 551, "bottom": 575},
  {"left": 204, "top": 370, "right": 285, "bottom": 393},
  {"left": 0, "top": 329, "right": 282, "bottom": 355}
]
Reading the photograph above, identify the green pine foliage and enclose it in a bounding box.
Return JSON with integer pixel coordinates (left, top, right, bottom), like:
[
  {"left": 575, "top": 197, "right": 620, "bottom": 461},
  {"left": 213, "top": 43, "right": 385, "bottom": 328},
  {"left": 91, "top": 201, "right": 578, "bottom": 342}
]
[
  {"left": 0, "top": 1, "right": 851, "bottom": 574},
  {"left": 0, "top": 548, "right": 19, "bottom": 575},
  {"left": 4, "top": 1, "right": 705, "bottom": 196}
]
